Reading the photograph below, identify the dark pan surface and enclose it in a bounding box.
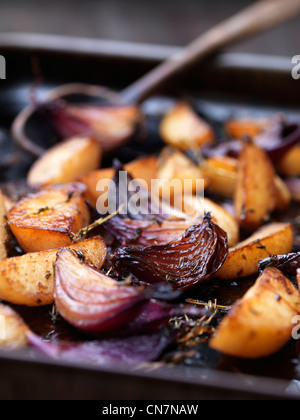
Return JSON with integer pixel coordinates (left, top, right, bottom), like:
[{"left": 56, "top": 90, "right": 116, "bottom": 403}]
[{"left": 0, "top": 33, "right": 300, "bottom": 400}]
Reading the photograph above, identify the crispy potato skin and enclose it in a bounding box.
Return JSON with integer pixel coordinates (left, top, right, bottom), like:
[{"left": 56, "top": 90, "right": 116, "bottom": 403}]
[
  {"left": 235, "top": 143, "right": 277, "bottom": 233},
  {"left": 0, "top": 236, "right": 107, "bottom": 307},
  {"left": 216, "top": 223, "right": 293, "bottom": 280},
  {"left": 27, "top": 136, "right": 102, "bottom": 188},
  {"left": 8, "top": 183, "right": 90, "bottom": 253},
  {"left": 210, "top": 267, "right": 300, "bottom": 359},
  {"left": 159, "top": 102, "right": 214, "bottom": 151},
  {"left": 79, "top": 155, "right": 158, "bottom": 207},
  {"left": 0, "top": 303, "right": 30, "bottom": 349}
]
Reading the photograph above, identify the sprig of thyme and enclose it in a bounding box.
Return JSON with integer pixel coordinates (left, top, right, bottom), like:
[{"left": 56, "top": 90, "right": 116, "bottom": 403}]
[
  {"left": 69, "top": 205, "right": 124, "bottom": 242},
  {"left": 186, "top": 298, "right": 231, "bottom": 312}
]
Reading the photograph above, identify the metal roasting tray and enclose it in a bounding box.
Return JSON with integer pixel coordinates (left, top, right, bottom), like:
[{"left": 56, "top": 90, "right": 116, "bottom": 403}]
[{"left": 0, "top": 33, "right": 300, "bottom": 400}]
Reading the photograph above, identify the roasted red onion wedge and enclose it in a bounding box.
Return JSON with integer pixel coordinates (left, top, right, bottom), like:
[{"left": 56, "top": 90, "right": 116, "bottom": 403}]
[
  {"left": 254, "top": 118, "right": 300, "bottom": 164},
  {"left": 38, "top": 99, "right": 142, "bottom": 154},
  {"left": 54, "top": 248, "right": 149, "bottom": 336},
  {"left": 111, "top": 214, "right": 228, "bottom": 291},
  {"left": 201, "top": 117, "right": 300, "bottom": 165},
  {"left": 103, "top": 160, "right": 196, "bottom": 247},
  {"left": 123, "top": 299, "right": 207, "bottom": 335},
  {"left": 258, "top": 252, "right": 300, "bottom": 277},
  {"left": 27, "top": 300, "right": 206, "bottom": 366}
]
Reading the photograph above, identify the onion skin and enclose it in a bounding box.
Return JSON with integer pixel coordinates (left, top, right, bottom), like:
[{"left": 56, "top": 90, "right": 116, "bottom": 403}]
[
  {"left": 54, "top": 248, "right": 149, "bottom": 336},
  {"left": 258, "top": 252, "right": 300, "bottom": 277},
  {"left": 105, "top": 217, "right": 195, "bottom": 247},
  {"left": 111, "top": 214, "right": 228, "bottom": 291},
  {"left": 27, "top": 330, "right": 173, "bottom": 368}
]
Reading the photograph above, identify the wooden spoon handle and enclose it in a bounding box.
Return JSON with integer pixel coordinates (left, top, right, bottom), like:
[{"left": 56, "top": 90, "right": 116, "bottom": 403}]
[{"left": 121, "top": 0, "right": 300, "bottom": 104}]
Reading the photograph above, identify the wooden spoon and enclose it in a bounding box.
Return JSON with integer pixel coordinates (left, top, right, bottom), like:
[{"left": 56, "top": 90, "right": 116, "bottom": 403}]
[
  {"left": 121, "top": 0, "right": 300, "bottom": 104},
  {"left": 12, "top": 0, "right": 300, "bottom": 156}
]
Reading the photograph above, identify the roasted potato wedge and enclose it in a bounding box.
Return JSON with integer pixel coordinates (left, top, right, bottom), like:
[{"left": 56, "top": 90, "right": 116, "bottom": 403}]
[
  {"left": 79, "top": 155, "right": 158, "bottom": 207},
  {"left": 274, "top": 175, "right": 291, "bottom": 211},
  {"left": 210, "top": 267, "right": 300, "bottom": 359},
  {"left": 156, "top": 148, "right": 206, "bottom": 204},
  {"left": 277, "top": 145, "right": 300, "bottom": 177},
  {"left": 0, "top": 303, "right": 31, "bottom": 349},
  {"left": 200, "top": 156, "right": 238, "bottom": 198},
  {"left": 216, "top": 223, "right": 293, "bottom": 280},
  {"left": 0, "top": 236, "right": 107, "bottom": 307},
  {"left": 234, "top": 142, "right": 277, "bottom": 233},
  {"left": 159, "top": 102, "right": 214, "bottom": 151},
  {"left": 225, "top": 117, "right": 269, "bottom": 140},
  {"left": 0, "top": 190, "right": 7, "bottom": 260},
  {"left": 8, "top": 183, "right": 90, "bottom": 253},
  {"left": 27, "top": 136, "right": 102, "bottom": 188},
  {"left": 200, "top": 154, "right": 291, "bottom": 212}
]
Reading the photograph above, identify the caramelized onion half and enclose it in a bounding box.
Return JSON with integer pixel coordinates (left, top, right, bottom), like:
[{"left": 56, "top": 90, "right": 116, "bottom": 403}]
[
  {"left": 54, "top": 248, "right": 149, "bottom": 336},
  {"left": 111, "top": 214, "right": 228, "bottom": 291}
]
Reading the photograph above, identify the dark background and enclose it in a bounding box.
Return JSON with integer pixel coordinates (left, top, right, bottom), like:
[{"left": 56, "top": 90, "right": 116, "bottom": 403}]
[{"left": 0, "top": 0, "right": 299, "bottom": 56}]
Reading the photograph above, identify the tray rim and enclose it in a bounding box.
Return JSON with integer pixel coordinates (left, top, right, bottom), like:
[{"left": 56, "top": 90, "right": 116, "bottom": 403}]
[
  {"left": 0, "top": 32, "right": 299, "bottom": 400},
  {"left": 0, "top": 347, "right": 298, "bottom": 400},
  {"left": 0, "top": 31, "right": 294, "bottom": 73}
]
